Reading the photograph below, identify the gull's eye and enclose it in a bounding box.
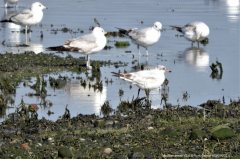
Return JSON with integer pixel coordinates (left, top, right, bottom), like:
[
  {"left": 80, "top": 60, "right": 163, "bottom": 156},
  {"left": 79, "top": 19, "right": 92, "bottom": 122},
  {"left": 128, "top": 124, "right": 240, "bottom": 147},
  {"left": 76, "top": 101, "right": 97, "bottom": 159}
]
[{"left": 39, "top": 5, "right": 41, "bottom": 7}]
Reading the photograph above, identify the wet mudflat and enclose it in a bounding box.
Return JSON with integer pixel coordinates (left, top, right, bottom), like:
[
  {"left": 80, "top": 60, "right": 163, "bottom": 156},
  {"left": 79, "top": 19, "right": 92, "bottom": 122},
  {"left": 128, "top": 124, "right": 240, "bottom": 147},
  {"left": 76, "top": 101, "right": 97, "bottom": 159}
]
[
  {"left": 0, "top": 0, "right": 239, "bottom": 121},
  {"left": 0, "top": 0, "right": 239, "bottom": 158}
]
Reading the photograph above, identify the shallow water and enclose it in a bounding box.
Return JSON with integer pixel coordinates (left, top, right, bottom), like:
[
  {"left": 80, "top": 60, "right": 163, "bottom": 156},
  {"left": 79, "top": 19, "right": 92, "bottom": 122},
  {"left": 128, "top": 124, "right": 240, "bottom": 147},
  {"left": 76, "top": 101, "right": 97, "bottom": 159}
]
[{"left": 0, "top": 0, "right": 239, "bottom": 121}]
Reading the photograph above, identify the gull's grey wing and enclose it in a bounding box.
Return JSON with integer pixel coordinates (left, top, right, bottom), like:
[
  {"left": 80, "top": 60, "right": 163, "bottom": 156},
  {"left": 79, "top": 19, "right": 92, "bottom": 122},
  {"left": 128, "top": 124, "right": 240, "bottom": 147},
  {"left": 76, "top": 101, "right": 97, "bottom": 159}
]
[
  {"left": 64, "top": 33, "right": 98, "bottom": 52},
  {"left": 181, "top": 22, "right": 198, "bottom": 33},
  {"left": 128, "top": 27, "right": 151, "bottom": 40},
  {"left": 10, "top": 9, "right": 33, "bottom": 22},
  {"left": 170, "top": 23, "right": 196, "bottom": 33}
]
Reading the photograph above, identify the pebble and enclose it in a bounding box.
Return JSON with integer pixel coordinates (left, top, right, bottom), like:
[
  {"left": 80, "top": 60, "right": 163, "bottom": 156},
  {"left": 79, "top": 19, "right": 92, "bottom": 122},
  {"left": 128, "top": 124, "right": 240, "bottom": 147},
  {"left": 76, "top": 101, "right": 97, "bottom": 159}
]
[
  {"left": 47, "top": 137, "right": 54, "bottom": 142},
  {"left": 35, "top": 143, "right": 42, "bottom": 148},
  {"left": 80, "top": 138, "right": 85, "bottom": 142},
  {"left": 148, "top": 127, "right": 154, "bottom": 130},
  {"left": 20, "top": 144, "right": 30, "bottom": 149},
  {"left": 103, "top": 148, "right": 112, "bottom": 155}
]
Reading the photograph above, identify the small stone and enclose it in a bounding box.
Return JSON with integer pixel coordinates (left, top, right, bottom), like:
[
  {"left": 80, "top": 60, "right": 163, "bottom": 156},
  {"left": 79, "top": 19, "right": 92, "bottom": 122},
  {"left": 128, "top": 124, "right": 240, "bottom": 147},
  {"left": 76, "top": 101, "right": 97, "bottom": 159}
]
[
  {"left": 80, "top": 138, "right": 85, "bottom": 142},
  {"left": 20, "top": 144, "right": 30, "bottom": 149},
  {"left": 190, "top": 130, "right": 206, "bottom": 140},
  {"left": 105, "top": 120, "right": 114, "bottom": 126},
  {"left": 224, "top": 123, "right": 231, "bottom": 127},
  {"left": 29, "top": 104, "right": 39, "bottom": 112},
  {"left": 103, "top": 148, "right": 112, "bottom": 155},
  {"left": 148, "top": 127, "right": 154, "bottom": 130},
  {"left": 58, "top": 147, "right": 73, "bottom": 158},
  {"left": 211, "top": 128, "right": 234, "bottom": 140},
  {"left": 125, "top": 134, "right": 132, "bottom": 138},
  {"left": 35, "top": 143, "right": 42, "bottom": 148},
  {"left": 47, "top": 137, "right": 54, "bottom": 142},
  {"left": 9, "top": 139, "right": 18, "bottom": 144},
  {"left": 132, "top": 153, "right": 142, "bottom": 158}
]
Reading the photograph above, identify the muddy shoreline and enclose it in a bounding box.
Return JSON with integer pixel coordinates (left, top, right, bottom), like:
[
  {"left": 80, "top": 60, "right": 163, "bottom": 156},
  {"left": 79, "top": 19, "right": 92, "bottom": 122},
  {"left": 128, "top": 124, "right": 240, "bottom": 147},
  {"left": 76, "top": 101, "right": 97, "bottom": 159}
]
[{"left": 0, "top": 52, "right": 240, "bottom": 158}]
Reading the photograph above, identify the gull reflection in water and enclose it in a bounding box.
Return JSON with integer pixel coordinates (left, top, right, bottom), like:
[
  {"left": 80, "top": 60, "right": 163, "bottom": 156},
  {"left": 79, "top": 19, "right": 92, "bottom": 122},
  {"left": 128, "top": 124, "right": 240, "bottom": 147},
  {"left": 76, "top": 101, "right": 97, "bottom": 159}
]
[
  {"left": 7, "top": 41, "right": 44, "bottom": 54},
  {"left": 224, "top": 0, "right": 240, "bottom": 22},
  {"left": 183, "top": 47, "right": 209, "bottom": 71},
  {"left": 1, "top": 9, "right": 21, "bottom": 42},
  {"left": 205, "top": 0, "right": 239, "bottom": 22},
  {"left": 64, "top": 80, "right": 107, "bottom": 114}
]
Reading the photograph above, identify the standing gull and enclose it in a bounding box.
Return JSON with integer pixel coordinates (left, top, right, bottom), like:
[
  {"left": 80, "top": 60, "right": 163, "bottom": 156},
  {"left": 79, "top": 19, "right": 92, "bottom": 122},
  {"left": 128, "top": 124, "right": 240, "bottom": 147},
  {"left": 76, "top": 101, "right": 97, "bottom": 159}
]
[
  {"left": 4, "top": 0, "right": 18, "bottom": 8},
  {"left": 170, "top": 21, "right": 209, "bottom": 47},
  {"left": 111, "top": 65, "right": 171, "bottom": 98},
  {"left": 115, "top": 22, "right": 162, "bottom": 56},
  {"left": 0, "top": 2, "right": 48, "bottom": 41},
  {"left": 47, "top": 27, "right": 107, "bottom": 70}
]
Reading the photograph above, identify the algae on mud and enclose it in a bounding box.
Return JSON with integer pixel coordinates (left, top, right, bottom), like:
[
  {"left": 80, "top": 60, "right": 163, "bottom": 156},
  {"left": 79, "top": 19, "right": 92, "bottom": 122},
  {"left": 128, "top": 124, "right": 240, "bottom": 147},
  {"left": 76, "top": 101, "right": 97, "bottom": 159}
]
[{"left": 1, "top": 98, "right": 240, "bottom": 158}]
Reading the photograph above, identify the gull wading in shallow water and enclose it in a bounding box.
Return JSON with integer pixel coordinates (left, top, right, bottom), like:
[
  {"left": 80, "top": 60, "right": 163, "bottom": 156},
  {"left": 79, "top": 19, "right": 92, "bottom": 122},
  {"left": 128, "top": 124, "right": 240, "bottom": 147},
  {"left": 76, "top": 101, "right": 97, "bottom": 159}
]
[
  {"left": 0, "top": 2, "right": 48, "bottom": 41},
  {"left": 111, "top": 65, "right": 171, "bottom": 98},
  {"left": 4, "top": 0, "right": 18, "bottom": 8},
  {"left": 170, "top": 21, "right": 209, "bottom": 47},
  {"left": 115, "top": 22, "right": 162, "bottom": 56},
  {"left": 47, "top": 27, "right": 107, "bottom": 70}
]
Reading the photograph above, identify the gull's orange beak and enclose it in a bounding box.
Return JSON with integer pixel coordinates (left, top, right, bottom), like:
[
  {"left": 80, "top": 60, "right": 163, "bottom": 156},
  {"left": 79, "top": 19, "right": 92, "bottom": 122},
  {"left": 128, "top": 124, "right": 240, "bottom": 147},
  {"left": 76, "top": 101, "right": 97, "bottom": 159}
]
[{"left": 166, "top": 69, "right": 171, "bottom": 72}]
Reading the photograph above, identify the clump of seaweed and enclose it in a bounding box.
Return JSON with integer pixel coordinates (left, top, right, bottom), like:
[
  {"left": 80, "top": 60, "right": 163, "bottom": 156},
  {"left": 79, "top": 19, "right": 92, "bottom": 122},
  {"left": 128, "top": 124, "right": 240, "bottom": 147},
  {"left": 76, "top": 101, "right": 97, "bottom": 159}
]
[
  {"left": 114, "top": 41, "right": 130, "bottom": 48},
  {"left": 200, "top": 37, "right": 209, "bottom": 45},
  {"left": 210, "top": 59, "right": 223, "bottom": 80},
  {"left": 100, "top": 100, "right": 113, "bottom": 117}
]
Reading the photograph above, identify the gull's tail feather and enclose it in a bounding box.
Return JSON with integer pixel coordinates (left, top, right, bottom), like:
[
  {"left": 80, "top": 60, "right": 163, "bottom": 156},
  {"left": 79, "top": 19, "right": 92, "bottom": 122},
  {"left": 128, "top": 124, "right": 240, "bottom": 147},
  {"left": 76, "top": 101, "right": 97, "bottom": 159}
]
[
  {"left": 46, "top": 46, "right": 79, "bottom": 52},
  {"left": 0, "top": 19, "right": 12, "bottom": 23},
  {"left": 115, "top": 27, "right": 134, "bottom": 35},
  {"left": 111, "top": 72, "right": 124, "bottom": 77},
  {"left": 169, "top": 25, "right": 183, "bottom": 33}
]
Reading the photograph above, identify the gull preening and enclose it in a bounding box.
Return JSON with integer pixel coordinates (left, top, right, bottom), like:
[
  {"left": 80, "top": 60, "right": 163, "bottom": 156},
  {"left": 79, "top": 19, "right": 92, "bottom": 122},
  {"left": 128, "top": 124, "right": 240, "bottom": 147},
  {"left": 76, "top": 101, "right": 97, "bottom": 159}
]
[
  {"left": 112, "top": 65, "right": 171, "bottom": 98},
  {"left": 170, "top": 21, "right": 209, "bottom": 47},
  {"left": 4, "top": 0, "right": 18, "bottom": 8},
  {"left": 115, "top": 22, "right": 162, "bottom": 56},
  {"left": 47, "top": 27, "right": 107, "bottom": 70},
  {"left": 0, "top": 2, "right": 48, "bottom": 41}
]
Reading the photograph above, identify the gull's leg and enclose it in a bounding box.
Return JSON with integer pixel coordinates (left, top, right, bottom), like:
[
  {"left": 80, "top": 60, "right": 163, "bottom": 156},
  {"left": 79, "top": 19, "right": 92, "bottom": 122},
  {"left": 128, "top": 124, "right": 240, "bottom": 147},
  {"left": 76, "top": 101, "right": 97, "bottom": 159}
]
[
  {"left": 138, "top": 55, "right": 141, "bottom": 66},
  {"left": 86, "top": 55, "right": 89, "bottom": 67},
  {"left": 197, "top": 42, "right": 199, "bottom": 48},
  {"left": 87, "top": 55, "right": 92, "bottom": 70},
  {"left": 25, "top": 26, "right": 28, "bottom": 44},
  {"left": 15, "top": 2, "right": 17, "bottom": 8},
  {"left": 191, "top": 42, "right": 193, "bottom": 47},
  {"left": 29, "top": 27, "right": 31, "bottom": 41},
  {"left": 146, "top": 48, "right": 148, "bottom": 56},
  {"left": 137, "top": 88, "right": 141, "bottom": 98},
  {"left": 137, "top": 45, "right": 141, "bottom": 56}
]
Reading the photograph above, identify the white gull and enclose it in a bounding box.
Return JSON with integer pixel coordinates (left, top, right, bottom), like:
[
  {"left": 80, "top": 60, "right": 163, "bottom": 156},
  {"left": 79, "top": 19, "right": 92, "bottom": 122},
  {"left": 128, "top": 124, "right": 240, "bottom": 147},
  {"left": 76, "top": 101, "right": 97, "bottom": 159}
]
[
  {"left": 63, "top": 27, "right": 107, "bottom": 70},
  {"left": 170, "top": 21, "right": 209, "bottom": 47},
  {"left": 115, "top": 22, "right": 162, "bottom": 56},
  {"left": 112, "top": 65, "right": 171, "bottom": 98},
  {"left": 1, "top": 2, "right": 48, "bottom": 41}
]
